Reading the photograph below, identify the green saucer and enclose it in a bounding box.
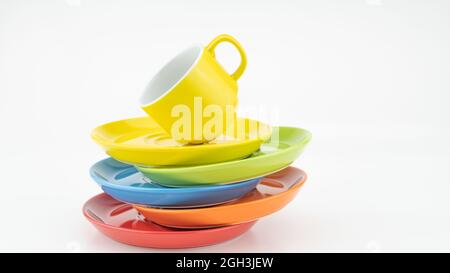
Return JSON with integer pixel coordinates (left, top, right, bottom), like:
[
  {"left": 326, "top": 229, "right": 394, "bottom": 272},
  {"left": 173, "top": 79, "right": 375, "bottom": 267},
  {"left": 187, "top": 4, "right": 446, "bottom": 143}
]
[{"left": 136, "top": 127, "right": 312, "bottom": 187}]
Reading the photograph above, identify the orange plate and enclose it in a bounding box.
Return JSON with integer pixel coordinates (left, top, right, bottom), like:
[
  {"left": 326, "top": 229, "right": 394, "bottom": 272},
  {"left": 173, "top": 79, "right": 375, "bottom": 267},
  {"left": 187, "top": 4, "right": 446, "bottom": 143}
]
[{"left": 134, "top": 166, "right": 307, "bottom": 229}]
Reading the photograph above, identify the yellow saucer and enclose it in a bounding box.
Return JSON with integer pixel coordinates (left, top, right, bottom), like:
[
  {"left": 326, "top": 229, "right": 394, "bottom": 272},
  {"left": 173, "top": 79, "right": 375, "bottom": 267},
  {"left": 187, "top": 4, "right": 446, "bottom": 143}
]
[{"left": 91, "top": 117, "right": 272, "bottom": 166}]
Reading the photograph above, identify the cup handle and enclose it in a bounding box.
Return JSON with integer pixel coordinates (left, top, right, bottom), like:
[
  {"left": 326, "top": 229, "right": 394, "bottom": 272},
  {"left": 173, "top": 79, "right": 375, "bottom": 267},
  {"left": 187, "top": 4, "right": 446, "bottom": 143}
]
[{"left": 205, "top": 34, "right": 247, "bottom": 81}]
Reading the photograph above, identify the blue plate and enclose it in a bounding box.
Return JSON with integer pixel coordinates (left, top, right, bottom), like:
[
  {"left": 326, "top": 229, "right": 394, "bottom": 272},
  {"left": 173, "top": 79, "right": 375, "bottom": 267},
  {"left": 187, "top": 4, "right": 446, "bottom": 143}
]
[{"left": 89, "top": 158, "right": 261, "bottom": 208}]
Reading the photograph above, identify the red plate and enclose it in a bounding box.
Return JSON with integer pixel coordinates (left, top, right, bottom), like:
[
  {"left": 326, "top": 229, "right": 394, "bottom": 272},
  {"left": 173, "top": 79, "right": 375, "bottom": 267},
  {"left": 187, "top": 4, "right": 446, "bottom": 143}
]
[{"left": 83, "top": 193, "right": 256, "bottom": 249}]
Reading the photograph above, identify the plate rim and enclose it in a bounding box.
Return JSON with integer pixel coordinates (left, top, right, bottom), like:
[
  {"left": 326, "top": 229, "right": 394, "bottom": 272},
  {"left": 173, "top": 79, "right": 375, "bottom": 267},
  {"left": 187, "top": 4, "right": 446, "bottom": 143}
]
[
  {"left": 134, "top": 166, "right": 307, "bottom": 214},
  {"left": 91, "top": 116, "right": 272, "bottom": 151},
  {"left": 137, "top": 126, "right": 311, "bottom": 172},
  {"left": 90, "top": 158, "right": 262, "bottom": 193},
  {"left": 82, "top": 194, "right": 258, "bottom": 235}
]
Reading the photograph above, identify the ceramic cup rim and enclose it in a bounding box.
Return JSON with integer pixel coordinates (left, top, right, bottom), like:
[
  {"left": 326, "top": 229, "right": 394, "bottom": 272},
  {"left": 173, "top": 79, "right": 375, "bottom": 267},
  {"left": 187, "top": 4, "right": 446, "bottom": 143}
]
[{"left": 140, "top": 44, "right": 203, "bottom": 107}]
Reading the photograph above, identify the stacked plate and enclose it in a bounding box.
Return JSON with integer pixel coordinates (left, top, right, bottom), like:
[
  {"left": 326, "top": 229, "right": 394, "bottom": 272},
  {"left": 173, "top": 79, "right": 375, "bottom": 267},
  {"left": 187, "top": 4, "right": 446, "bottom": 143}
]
[{"left": 84, "top": 34, "right": 312, "bottom": 249}]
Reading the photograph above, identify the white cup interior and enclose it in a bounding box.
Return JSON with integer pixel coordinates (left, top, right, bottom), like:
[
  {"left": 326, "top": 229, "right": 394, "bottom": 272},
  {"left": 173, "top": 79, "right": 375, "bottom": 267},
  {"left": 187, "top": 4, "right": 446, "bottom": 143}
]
[{"left": 140, "top": 45, "right": 203, "bottom": 106}]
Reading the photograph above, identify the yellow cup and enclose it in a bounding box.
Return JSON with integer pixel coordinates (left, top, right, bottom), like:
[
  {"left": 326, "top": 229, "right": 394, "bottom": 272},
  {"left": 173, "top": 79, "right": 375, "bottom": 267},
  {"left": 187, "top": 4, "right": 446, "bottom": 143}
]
[{"left": 140, "top": 34, "right": 247, "bottom": 144}]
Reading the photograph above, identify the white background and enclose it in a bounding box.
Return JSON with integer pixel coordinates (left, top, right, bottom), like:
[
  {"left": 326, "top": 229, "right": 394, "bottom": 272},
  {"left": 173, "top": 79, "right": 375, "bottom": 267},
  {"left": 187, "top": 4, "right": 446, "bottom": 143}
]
[{"left": 1, "top": 0, "right": 449, "bottom": 252}]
